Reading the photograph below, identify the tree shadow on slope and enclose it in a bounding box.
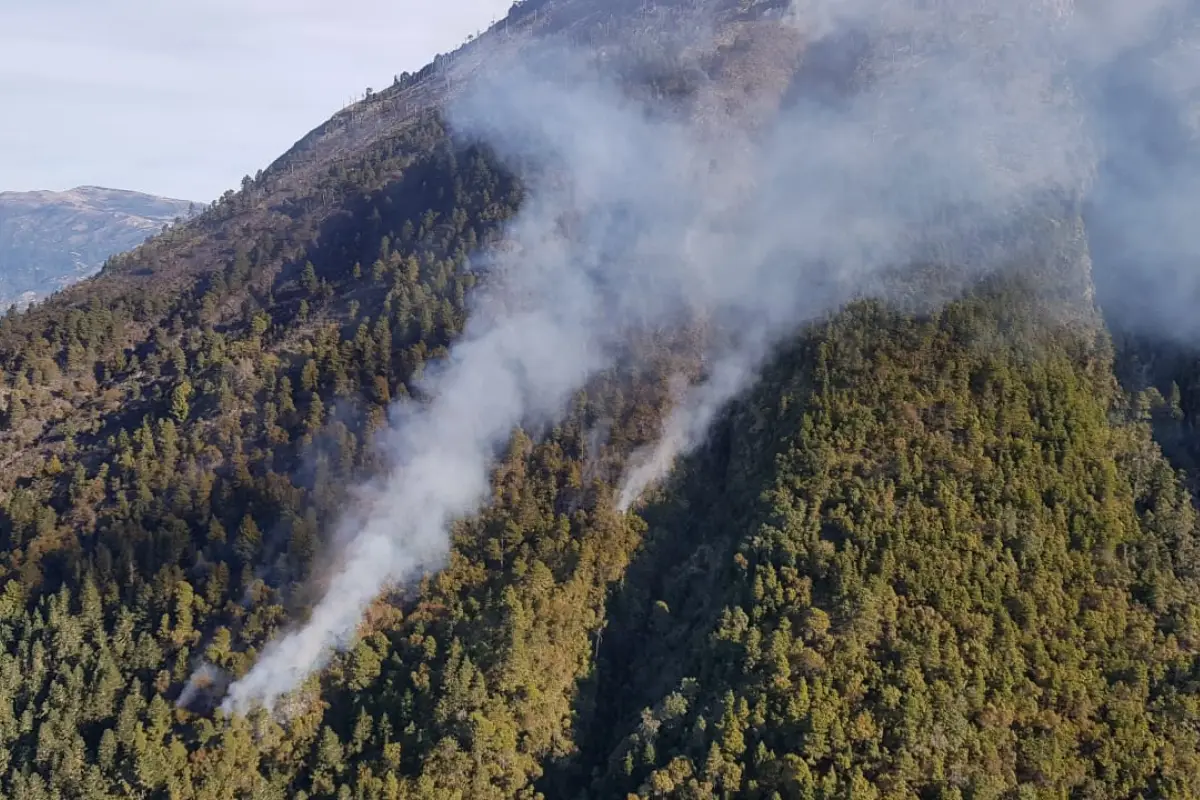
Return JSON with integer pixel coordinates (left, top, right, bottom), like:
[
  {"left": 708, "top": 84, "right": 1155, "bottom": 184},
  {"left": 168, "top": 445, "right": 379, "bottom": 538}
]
[
  {"left": 537, "top": 334, "right": 822, "bottom": 798},
  {"left": 537, "top": 278, "right": 1120, "bottom": 797}
]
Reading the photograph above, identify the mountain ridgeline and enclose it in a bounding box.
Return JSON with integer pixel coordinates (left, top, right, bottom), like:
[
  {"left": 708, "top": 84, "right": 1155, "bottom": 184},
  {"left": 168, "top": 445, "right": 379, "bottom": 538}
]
[
  {"left": 0, "top": 187, "right": 197, "bottom": 311},
  {"left": 2, "top": 0, "right": 1200, "bottom": 798}
]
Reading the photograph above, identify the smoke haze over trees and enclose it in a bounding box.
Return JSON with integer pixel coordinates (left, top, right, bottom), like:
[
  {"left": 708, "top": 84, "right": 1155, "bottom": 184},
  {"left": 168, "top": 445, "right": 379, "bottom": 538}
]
[
  {"left": 228, "top": 0, "right": 1200, "bottom": 712},
  {"left": 4, "top": 0, "right": 1200, "bottom": 797}
]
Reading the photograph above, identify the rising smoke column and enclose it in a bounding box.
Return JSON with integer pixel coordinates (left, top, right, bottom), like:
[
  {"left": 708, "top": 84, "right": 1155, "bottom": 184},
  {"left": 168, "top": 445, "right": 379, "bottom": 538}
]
[
  {"left": 621, "top": 0, "right": 1200, "bottom": 509},
  {"left": 1078, "top": 1, "right": 1200, "bottom": 343},
  {"left": 224, "top": 0, "right": 1199, "bottom": 712},
  {"left": 223, "top": 58, "right": 738, "bottom": 712}
]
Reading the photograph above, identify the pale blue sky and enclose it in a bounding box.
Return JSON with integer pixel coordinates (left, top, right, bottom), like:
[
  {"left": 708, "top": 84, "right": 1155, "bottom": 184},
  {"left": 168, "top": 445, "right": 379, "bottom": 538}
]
[{"left": 0, "top": 0, "right": 514, "bottom": 203}]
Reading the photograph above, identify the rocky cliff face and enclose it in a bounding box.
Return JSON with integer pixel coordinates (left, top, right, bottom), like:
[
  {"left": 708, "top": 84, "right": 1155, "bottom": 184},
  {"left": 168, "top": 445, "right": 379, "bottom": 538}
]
[{"left": 0, "top": 186, "right": 197, "bottom": 309}]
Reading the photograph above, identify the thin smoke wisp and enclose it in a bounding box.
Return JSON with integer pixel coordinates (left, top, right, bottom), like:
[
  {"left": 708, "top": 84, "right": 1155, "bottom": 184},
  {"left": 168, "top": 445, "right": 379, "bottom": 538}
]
[{"left": 222, "top": 0, "right": 1200, "bottom": 713}]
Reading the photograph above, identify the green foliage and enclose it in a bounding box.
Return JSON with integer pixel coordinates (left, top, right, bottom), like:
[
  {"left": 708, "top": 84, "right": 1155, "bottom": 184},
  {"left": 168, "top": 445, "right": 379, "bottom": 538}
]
[
  {"left": 0, "top": 64, "right": 1198, "bottom": 800},
  {"left": 567, "top": 293, "right": 1200, "bottom": 798},
  {"left": 170, "top": 379, "right": 193, "bottom": 423}
]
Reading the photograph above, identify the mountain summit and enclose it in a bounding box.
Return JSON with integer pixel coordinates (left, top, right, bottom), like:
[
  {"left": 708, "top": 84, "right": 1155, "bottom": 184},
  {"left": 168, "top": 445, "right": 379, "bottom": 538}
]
[{"left": 0, "top": 186, "right": 196, "bottom": 309}]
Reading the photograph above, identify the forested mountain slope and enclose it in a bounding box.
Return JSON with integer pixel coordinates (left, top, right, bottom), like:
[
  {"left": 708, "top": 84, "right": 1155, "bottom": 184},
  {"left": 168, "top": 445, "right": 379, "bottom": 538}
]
[{"left": 2, "top": 0, "right": 1200, "bottom": 798}]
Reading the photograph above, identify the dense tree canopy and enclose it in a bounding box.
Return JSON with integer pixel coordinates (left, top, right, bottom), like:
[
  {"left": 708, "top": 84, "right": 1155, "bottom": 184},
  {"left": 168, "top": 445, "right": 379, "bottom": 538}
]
[{"left": 3, "top": 10, "right": 1200, "bottom": 799}]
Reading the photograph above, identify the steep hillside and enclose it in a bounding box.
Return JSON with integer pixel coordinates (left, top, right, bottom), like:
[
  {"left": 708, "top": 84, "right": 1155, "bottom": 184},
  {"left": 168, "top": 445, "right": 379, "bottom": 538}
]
[
  {"left": 1, "top": 0, "right": 1200, "bottom": 798},
  {"left": 0, "top": 187, "right": 196, "bottom": 310},
  {"left": 570, "top": 291, "right": 1200, "bottom": 798}
]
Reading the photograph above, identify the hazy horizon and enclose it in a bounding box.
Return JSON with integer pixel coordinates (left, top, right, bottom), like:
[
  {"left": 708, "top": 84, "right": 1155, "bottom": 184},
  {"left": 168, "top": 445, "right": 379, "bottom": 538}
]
[{"left": 0, "top": 0, "right": 514, "bottom": 204}]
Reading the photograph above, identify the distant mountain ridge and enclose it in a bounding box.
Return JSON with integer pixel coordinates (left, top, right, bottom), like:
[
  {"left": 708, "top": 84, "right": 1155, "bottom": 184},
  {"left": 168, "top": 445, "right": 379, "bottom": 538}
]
[{"left": 0, "top": 185, "right": 197, "bottom": 309}]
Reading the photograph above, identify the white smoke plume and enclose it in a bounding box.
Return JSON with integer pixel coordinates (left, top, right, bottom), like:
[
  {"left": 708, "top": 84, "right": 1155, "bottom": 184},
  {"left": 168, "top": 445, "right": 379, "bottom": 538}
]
[
  {"left": 222, "top": 0, "right": 1200, "bottom": 712},
  {"left": 618, "top": 353, "right": 756, "bottom": 511}
]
